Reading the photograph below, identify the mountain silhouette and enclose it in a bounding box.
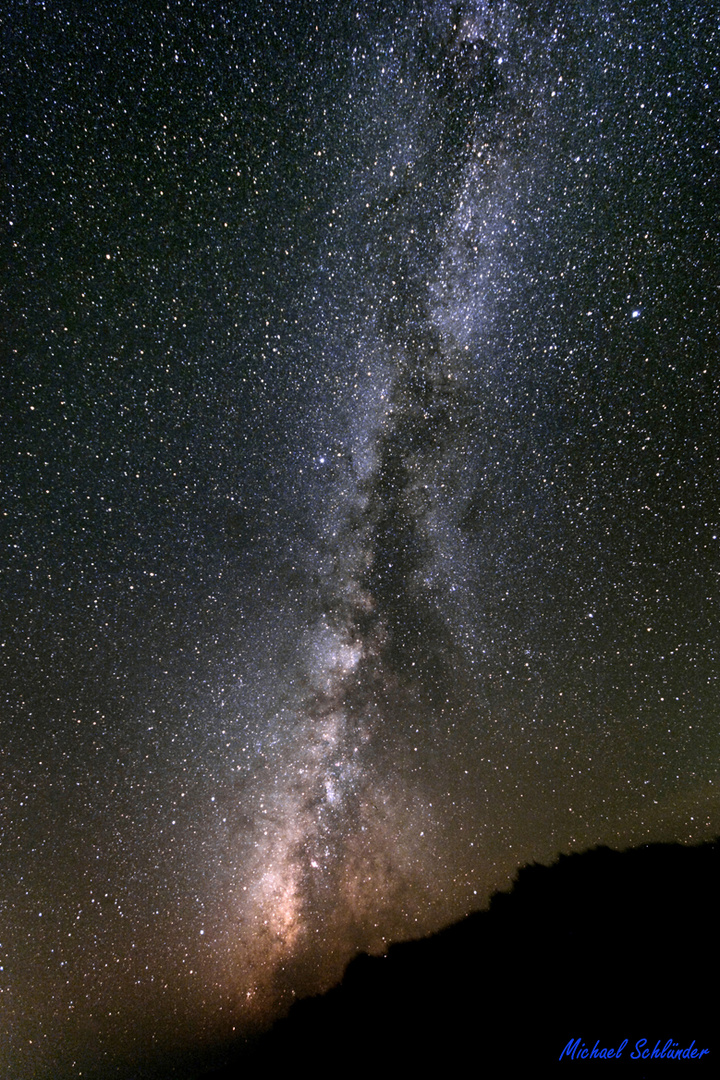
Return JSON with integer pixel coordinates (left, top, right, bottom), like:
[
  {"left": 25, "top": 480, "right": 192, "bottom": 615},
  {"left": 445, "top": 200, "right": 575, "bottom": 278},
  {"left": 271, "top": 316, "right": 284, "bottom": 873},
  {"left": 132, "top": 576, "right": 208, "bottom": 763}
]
[{"left": 202, "top": 839, "right": 718, "bottom": 1077}]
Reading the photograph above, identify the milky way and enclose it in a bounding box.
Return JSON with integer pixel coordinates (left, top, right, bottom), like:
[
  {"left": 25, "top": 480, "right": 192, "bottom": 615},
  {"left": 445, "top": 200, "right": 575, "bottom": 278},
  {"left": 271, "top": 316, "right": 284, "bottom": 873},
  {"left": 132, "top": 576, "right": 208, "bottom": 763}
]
[{"left": 1, "top": 1, "right": 719, "bottom": 1077}]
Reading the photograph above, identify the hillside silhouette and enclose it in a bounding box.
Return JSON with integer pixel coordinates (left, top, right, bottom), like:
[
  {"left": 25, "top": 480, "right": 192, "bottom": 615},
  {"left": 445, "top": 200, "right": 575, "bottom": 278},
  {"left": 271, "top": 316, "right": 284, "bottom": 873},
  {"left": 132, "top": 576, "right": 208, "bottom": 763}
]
[{"left": 203, "top": 840, "right": 718, "bottom": 1076}]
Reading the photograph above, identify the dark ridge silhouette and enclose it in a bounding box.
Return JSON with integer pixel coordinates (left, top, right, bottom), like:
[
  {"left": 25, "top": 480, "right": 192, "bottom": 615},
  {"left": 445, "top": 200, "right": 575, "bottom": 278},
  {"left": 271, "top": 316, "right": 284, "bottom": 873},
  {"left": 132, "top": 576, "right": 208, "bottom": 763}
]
[{"left": 201, "top": 840, "right": 719, "bottom": 1077}]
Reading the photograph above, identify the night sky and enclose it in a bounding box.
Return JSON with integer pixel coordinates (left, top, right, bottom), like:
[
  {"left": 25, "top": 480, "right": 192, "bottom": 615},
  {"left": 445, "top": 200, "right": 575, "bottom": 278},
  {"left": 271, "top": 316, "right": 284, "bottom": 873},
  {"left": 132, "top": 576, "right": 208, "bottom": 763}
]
[{"left": 1, "top": 1, "right": 719, "bottom": 1076}]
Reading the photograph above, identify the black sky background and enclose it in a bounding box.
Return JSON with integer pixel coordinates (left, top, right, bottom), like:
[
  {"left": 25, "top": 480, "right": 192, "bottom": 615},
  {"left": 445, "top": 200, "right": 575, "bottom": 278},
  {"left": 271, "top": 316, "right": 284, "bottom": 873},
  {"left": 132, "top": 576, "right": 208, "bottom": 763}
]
[{"left": 1, "top": 1, "right": 719, "bottom": 1076}]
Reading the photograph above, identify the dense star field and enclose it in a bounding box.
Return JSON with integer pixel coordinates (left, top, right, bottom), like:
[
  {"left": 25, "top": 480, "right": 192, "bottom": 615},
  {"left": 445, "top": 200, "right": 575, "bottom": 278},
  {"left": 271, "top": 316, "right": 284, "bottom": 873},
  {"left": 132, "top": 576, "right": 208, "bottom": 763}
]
[{"left": 1, "top": 0, "right": 719, "bottom": 1076}]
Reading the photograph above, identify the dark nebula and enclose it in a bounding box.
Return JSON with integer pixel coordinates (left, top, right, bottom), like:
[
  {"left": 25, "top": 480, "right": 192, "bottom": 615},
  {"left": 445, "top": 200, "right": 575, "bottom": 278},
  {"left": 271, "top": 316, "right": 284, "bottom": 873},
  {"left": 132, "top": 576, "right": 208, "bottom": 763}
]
[{"left": 1, "top": 1, "right": 718, "bottom": 1077}]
